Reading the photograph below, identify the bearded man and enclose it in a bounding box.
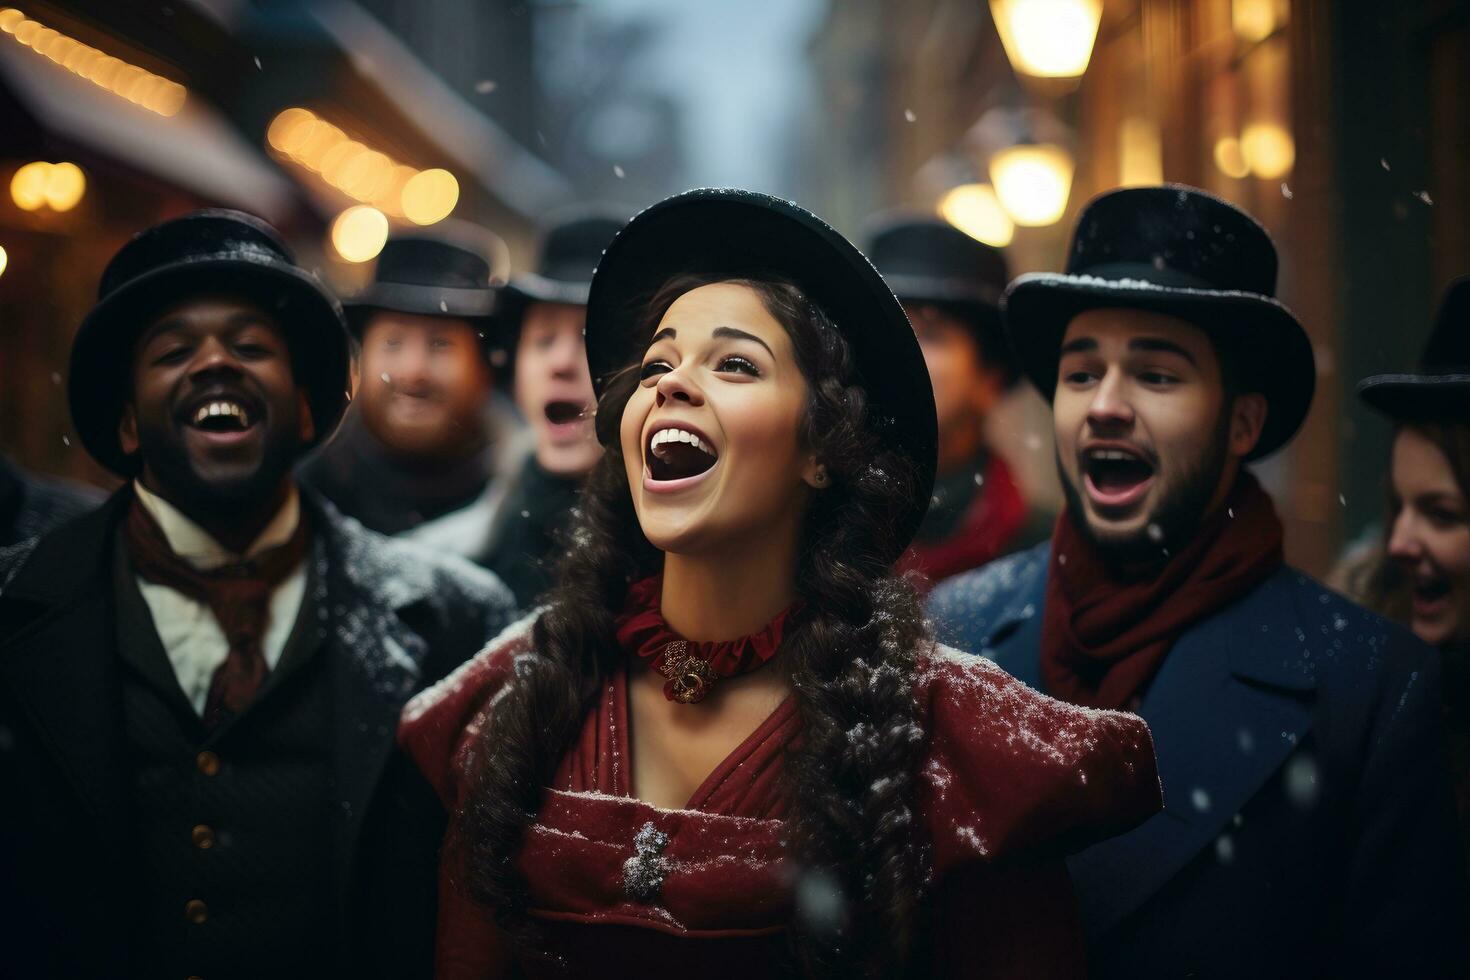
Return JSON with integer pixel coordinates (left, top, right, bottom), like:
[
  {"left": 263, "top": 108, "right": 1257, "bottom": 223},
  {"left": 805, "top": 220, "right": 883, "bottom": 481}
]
[{"left": 929, "top": 186, "right": 1468, "bottom": 977}]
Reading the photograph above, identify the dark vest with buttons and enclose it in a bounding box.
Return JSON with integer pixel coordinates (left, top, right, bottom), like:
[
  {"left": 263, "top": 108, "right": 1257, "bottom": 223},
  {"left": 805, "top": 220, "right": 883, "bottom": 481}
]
[{"left": 112, "top": 531, "right": 335, "bottom": 979}]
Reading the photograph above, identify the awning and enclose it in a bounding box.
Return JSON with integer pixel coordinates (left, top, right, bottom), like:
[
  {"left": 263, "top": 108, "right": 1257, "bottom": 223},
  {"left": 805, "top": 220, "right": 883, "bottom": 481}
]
[{"left": 0, "top": 41, "right": 298, "bottom": 222}]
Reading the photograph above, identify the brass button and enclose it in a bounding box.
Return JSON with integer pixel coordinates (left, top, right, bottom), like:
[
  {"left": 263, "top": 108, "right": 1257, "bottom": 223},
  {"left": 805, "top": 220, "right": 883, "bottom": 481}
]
[
  {"left": 191, "top": 824, "right": 215, "bottom": 850},
  {"left": 184, "top": 899, "right": 208, "bottom": 924},
  {"left": 196, "top": 751, "right": 220, "bottom": 776}
]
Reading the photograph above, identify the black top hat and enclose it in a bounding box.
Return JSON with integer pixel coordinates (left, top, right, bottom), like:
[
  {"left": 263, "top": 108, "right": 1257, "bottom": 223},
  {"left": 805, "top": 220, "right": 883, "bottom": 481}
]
[
  {"left": 507, "top": 210, "right": 627, "bottom": 312},
  {"left": 69, "top": 208, "right": 349, "bottom": 477},
  {"left": 1358, "top": 277, "right": 1470, "bottom": 421},
  {"left": 583, "top": 187, "right": 937, "bottom": 560},
  {"left": 864, "top": 213, "right": 1017, "bottom": 385},
  {"left": 1003, "top": 184, "right": 1315, "bottom": 461},
  {"left": 343, "top": 232, "right": 502, "bottom": 338}
]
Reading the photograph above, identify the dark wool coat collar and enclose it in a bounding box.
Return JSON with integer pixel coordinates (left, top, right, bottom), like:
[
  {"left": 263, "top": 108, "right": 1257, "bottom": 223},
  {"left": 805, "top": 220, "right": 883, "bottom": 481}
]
[{"left": 937, "top": 541, "right": 1317, "bottom": 938}]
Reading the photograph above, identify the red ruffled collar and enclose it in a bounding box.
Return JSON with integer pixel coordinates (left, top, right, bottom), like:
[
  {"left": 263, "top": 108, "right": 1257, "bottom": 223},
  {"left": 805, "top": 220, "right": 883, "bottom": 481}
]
[{"left": 613, "top": 575, "right": 793, "bottom": 704}]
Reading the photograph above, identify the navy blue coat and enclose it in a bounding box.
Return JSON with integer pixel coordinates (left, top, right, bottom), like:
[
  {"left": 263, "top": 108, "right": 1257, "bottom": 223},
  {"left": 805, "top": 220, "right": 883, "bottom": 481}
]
[{"left": 929, "top": 542, "right": 1469, "bottom": 978}]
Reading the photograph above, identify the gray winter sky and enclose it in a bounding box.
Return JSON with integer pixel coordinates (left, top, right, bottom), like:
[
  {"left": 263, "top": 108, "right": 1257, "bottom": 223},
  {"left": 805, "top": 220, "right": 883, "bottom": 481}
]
[{"left": 590, "top": 0, "right": 826, "bottom": 194}]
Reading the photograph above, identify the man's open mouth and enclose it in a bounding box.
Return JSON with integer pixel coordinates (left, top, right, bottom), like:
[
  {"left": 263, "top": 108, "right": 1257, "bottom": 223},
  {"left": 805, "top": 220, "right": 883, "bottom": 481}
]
[
  {"left": 184, "top": 396, "right": 259, "bottom": 436},
  {"left": 1082, "top": 445, "right": 1156, "bottom": 509},
  {"left": 647, "top": 425, "right": 718, "bottom": 482},
  {"left": 544, "top": 400, "right": 586, "bottom": 427}
]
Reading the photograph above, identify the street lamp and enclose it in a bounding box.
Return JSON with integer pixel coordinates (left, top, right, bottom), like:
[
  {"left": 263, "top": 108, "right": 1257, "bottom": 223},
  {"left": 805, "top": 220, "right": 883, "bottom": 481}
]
[
  {"left": 989, "top": 0, "right": 1103, "bottom": 80},
  {"left": 989, "top": 144, "right": 1075, "bottom": 227}
]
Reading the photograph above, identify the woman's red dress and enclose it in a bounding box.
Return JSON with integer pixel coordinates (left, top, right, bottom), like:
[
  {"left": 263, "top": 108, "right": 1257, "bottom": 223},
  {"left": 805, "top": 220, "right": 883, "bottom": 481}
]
[{"left": 399, "top": 616, "right": 1161, "bottom": 978}]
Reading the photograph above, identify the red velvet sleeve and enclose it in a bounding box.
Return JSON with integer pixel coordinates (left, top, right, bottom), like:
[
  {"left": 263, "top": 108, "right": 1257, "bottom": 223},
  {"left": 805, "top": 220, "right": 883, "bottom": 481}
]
[
  {"left": 399, "top": 615, "right": 538, "bottom": 806},
  {"left": 913, "top": 646, "right": 1159, "bottom": 978},
  {"left": 915, "top": 644, "right": 1162, "bottom": 873},
  {"left": 398, "top": 615, "right": 540, "bottom": 979}
]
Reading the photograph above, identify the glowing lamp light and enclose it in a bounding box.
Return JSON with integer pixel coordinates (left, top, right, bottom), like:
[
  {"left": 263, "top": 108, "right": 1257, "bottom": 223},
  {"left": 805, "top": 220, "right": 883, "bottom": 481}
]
[
  {"left": 43, "top": 162, "right": 85, "bottom": 210},
  {"left": 938, "top": 184, "right": 1014, "bottom": 247},
  {"left": 989, "top": 0, "right": 1103, "bottom": 79},
  {"left": 989, "top": 144, "right": 1074, "bottom": 227},
  {"left": 1232, "top": 0, "right": 1280, "bottom": 43},
  {"left": 0, "top": 8, "right": 186, "bottom": 116},
  {"left": 1213, "top": 136, "right": 1250, "bottom": 179},
  {"left": 10, "top": 161, "right": 84, "bottom": 212},
  {"left": 1240, "top": 123, "right": 1294, "bottom": 179},
  {"left": 330, "top": 206, "right": 389, "bottom": 263},
  {"left": 401, "top": 169, "right": 459, "bottom": 225},
  {"left": 1119, "top": 117, "right": 1163, "bottom": 187},
  {"left": 266, "top": 107, "right": 460, "bottom": 224},
  {"left": 10, "top": 161, "right": 49, "bottom": 210},
  {"left": 0, "top": 244, "right": 8, "bottom": 277}
]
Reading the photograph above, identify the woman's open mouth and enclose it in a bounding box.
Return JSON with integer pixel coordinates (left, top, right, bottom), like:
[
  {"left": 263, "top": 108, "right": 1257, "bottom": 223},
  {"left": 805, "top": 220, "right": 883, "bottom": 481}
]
[
  {"left": 1412, "top": 575, "right": 1452, "bottom": 618},
  {"left": 1082, "top": 445, "right": 1156, "bottom": 512},
  {"left": 645, "top": 423, "right": 718, "bottom": 490}
]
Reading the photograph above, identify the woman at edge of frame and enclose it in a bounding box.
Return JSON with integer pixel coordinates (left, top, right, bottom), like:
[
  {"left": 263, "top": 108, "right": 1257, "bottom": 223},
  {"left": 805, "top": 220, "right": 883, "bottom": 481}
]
[{"left": 398, "top": 188, "right": 1162, "bottom": 979}]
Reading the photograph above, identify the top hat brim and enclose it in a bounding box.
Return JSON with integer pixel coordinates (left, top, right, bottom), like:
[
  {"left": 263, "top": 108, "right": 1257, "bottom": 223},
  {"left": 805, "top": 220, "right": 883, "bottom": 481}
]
[
  {"left": 1357, "top": 373, "right": 1470, "bottom": 422},
  {"left": 343, "top": 282, "right": 498, "bottom": 338},
  {"left": 69, "top": 256, "right": 350, "bottom": 477},
  {"left": 584, "top": 188, "right": 937, "bottom": 560},
  {"left": 506, "top": 273, "right": 592, "bottom": 309},
  {"left": 881, "top": 273, "right": 1002, "bottom": 311},
  {"left": 1004, "top": 272, "right": 1315, "bottom": 461}
]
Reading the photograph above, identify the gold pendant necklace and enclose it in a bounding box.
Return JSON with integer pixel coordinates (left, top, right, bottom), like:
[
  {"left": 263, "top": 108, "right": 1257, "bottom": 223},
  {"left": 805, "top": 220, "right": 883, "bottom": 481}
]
[{"left": 656, "top": 640, "right": 719, "bottom": 704}]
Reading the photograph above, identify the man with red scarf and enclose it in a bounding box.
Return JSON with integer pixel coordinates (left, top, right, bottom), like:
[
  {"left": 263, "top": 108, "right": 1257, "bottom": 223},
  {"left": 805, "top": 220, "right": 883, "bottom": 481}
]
[{"left": 930, "top": 185, "right": 1468, "bottom": 976}]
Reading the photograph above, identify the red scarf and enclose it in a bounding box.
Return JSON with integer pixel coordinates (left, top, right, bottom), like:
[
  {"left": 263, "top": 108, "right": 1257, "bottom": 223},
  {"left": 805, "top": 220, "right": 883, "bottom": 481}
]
[
  {"left": 898, "top": 453, "right": 1028, "bottom": 587},
  {"left": 1040, "top": 473, "right": 1284, "bottom": 710},
  {"left": 613, "top": 575, "right": 792, "bottom": 704}
]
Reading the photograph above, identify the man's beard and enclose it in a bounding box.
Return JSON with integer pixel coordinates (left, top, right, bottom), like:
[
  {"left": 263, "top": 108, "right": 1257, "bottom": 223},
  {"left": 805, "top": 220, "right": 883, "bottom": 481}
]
[
  {"left": 1059, "top": 409, "right": 1232, "bottom": 572},
  {"left": 133, "top": 409, "right": 303, "bottom": 524}
]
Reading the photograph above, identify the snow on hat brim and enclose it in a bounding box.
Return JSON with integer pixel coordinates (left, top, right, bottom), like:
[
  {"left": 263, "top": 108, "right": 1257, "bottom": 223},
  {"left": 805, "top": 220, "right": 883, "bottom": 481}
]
[{"left": 1004, "top": 271, "right": 1316, "bottom": 461}]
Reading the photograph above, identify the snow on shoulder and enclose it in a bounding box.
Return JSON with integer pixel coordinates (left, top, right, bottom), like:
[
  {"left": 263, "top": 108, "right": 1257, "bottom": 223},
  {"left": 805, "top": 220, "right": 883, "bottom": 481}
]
[
  {"left": 398, "top": 611, "right": 541, "bottom": 804},
  {"left": 916, "top": 644, "right": 1162, "bottom": 871}
]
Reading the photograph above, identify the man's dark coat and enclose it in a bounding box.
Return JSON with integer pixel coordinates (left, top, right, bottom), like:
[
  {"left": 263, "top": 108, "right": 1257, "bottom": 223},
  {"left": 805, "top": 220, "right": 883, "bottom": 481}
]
[
  {"left": 0, "top": 487, "right": 516, "bottom": 979},
  {"left": 929, "top": 542, "right": 1469, "bottom": 978}
]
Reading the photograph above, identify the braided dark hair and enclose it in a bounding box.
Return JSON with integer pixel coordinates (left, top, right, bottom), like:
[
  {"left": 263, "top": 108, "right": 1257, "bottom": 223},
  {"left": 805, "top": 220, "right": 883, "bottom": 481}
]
[{"left": 455, "top": 273, "right": 932, "bottom": 976}]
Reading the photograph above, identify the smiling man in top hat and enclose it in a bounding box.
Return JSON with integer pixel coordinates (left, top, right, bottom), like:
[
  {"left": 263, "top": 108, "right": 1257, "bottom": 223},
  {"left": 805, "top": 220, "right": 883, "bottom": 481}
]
[
  {"left": 865, "top": 215, "right": 1038, "bottom": 586},
  {"left": 299, "top": 228, "right": 526, "bottom": 552},
  {"left": 929, "top": 185, "right": 1467, "bottom": 975},
  {"left": 474, "top": 210, "right": 622, "bottom": 606},
  {"left": 0, "top": 210, "right": 515, "bottom": 979}
]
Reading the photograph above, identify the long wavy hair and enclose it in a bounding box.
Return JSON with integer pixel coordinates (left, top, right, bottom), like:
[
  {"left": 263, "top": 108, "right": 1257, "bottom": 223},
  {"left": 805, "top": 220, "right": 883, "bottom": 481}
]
[{"left": 455, "top": 273, "right": 932, "bottom": 976}]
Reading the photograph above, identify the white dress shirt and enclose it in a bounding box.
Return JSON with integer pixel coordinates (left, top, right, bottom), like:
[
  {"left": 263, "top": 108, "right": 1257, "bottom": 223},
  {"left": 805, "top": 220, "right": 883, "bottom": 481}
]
[{"left": 132, "top": 481, "right": 308, "bottom": 716}]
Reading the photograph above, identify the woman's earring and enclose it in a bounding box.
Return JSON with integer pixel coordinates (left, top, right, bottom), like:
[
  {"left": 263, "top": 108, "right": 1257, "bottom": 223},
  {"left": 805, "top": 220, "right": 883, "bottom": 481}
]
[{"left": 813, "top": 467, "right": 829, "bottom": 486}]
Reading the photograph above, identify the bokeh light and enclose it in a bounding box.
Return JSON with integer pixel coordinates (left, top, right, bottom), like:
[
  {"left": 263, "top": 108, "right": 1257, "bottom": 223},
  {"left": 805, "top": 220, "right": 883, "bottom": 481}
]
[
  {"left": 330, "top": 205, "right": 389, "bottom": 263},
  {"left": 938, "top": 184, "right": 1015, "bottom": 247},
  {"left": 43, "top": 162, "right": 85, "bottom": 211},
  {"left": 989, "top": 144, "right": 1075, "bottom": 227},
  {"left": 1241, "top": 122, "right": 1295, "bottom": 179},
  {"left": 400, "top": 168, "right": 459, "bottom": 225},
  {"left": 0, "top": 9, "right": 186, "bottom": 116}
]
